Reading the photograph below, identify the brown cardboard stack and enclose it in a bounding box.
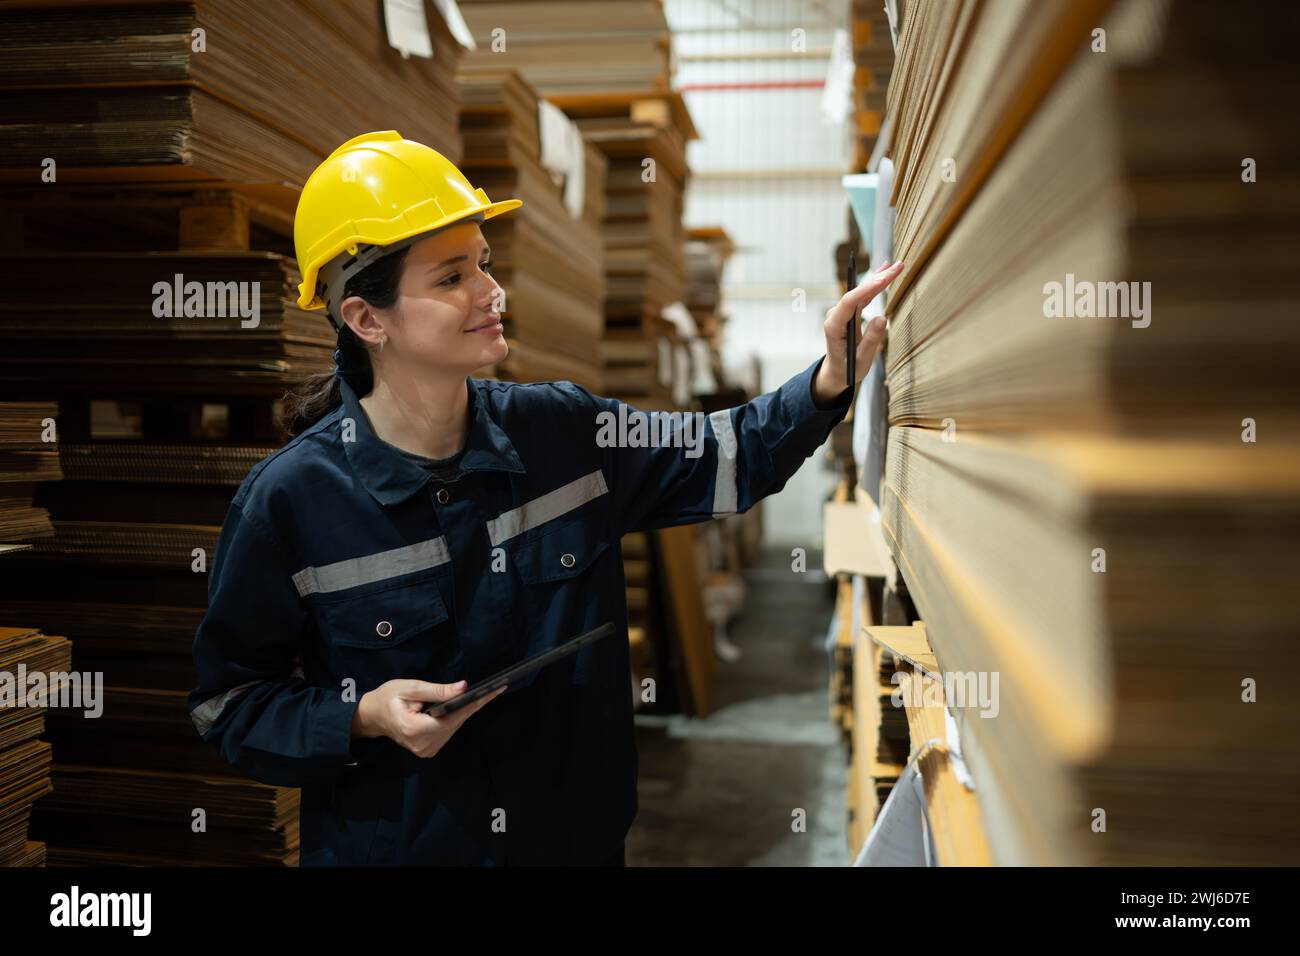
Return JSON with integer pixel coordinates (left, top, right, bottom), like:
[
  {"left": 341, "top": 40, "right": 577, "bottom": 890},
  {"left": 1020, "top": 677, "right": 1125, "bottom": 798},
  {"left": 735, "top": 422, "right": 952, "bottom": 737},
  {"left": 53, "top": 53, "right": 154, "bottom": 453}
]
[
  {"left": 0, "top": 255, "right": 333, "bottom": 394},
  {"left": 0, "top": 626, "right": 72, "bottom": 867},
  {"left": 0, "top": 0, "right": 466, "bottom": 186},
  {"left": 0, "top": 403, "right": 59, "bottom": 550},
  {"left": 823, "top": 486, "right": 904, "bottom": 856},
  {"left": 847, "top": 622, "right": 909, "bottom": 856},
  {"left": 0, "top": 404, "right": 66, "bottom": 866},
  {"left": 459, "top": 0, "right": 694, "bottom": 410},
  {"left": 457, "top": 68, "right": 607, "bottom": 390},
  {"left": 875, "top": 0, "right": 1300, "bottom": 864},
  {"left": 0, "top": 444, "right": 306, "bottom": 864},
  {"left": 0, "top": 0, "right": 470, "bottom": 864},
  {"left": 578, "top": 103, "right": 692, "bottom": 408},
  {"left": 893, "top": 669, "right": 993, "bottom": 866},
  {"left": 458, "top": 0, "right": 673, "bottom": 94},
  {"left": 851, "top": 0, "right": 896, "bottom": 171},
  {"left": 684, "top": 226, "right": 733, "bottom": 357}
]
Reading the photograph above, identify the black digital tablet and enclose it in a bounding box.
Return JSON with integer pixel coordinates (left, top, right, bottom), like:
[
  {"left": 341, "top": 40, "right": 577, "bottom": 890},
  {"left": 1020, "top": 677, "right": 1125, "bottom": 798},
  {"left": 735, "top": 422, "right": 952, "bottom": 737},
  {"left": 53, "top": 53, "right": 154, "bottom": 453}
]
[{"left": 421, "top": 621, "right": 618, "bottom": 717}]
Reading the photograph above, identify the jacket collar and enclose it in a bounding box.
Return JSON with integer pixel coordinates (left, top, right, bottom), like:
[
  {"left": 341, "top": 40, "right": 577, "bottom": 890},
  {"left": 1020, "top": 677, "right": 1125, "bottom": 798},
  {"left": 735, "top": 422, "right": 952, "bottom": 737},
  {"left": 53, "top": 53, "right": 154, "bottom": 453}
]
[{"left": 336, "top": 366, "right": 526, "bottom": 507}]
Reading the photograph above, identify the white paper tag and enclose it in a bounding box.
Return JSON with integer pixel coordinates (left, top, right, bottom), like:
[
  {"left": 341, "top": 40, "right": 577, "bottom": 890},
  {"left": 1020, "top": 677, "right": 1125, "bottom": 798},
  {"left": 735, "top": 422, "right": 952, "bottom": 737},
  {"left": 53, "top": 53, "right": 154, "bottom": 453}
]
[
  {"left": 432, "top": 0, "right": 476, "bottom": 51},
  {"left": 384, "top": 0, "right": 434, "bottom": 59},
  {"left": 537, "top": 100, "right": 585, "bottom": 218}
]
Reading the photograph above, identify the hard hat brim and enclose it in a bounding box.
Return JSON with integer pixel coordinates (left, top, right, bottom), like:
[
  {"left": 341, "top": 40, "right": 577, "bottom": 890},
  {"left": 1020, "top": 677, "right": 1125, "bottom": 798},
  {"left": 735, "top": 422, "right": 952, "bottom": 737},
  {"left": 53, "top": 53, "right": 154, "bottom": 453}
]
[{"left": 296, "top": 196, "right": 523, "bottom": 312}]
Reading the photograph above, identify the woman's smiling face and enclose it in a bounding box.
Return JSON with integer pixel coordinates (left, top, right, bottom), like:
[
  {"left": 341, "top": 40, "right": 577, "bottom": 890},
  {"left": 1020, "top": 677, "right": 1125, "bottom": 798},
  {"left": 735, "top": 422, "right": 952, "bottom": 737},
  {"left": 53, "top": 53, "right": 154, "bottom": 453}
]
[{"left": 371, "top": 219, "right": 509, "bottom": 376}]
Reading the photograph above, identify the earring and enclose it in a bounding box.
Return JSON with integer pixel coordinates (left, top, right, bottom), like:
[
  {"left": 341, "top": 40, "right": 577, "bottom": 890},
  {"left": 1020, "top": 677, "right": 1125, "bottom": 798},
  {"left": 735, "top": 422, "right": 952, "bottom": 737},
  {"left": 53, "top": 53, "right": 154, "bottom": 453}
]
[{"left": 379, "top": 336, "right": 386, "bottom": 353}]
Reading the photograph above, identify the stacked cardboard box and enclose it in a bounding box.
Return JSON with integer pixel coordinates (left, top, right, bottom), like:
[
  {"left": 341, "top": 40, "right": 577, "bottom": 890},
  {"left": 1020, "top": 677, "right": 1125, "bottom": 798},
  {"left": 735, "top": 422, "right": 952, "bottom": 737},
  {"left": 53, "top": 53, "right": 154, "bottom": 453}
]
[
  {"left": 458, "top": 0, "right": 673, "bottom": 94},
  {"left": 0, "top": 0, "right": 467, "bottom": 185},
  {"left": 457, "top": 68, "right": 607, "bottom": 390},
  {"left": 850, "top": 0, "right": 896, "bottom": 171},
  {"left": 684, "top": 226, "right": 733, "bottom": 358},
  {"left": 0, "top": 626, "right": 72, "bottom": 867},
  {"left": 876, "top": 0, "right": 1300, "bottom": 864},
  {"left": 0, "top": 403, "right": 67, "bottom": 866},
  {"left": 459, "top": 0, "right": 694, "bottom": 410},
  {"left": 0, "top": 403, "right": 58, "bottom": 549},
  {"left": 0, "top": 0, "right": 470, "bottom": 864}
]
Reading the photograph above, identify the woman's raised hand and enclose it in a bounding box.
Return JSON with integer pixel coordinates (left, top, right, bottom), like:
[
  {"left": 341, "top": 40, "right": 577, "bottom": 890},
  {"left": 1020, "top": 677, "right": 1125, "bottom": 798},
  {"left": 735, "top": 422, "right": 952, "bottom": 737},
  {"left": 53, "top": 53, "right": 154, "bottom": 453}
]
[{"left": 812, "top": 259, "right": 905, "bottom": 405}]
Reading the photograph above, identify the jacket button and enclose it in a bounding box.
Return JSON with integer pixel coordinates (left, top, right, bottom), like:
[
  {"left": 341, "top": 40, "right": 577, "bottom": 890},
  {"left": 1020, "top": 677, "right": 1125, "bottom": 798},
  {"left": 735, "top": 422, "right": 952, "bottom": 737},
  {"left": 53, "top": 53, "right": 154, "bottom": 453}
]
[
  {"left": 376, "top": 620, "right": 393, "bottom": 638},
  {"left": 560, "top": 553, "right": 576, "bottom": 568},
  {"left": 436, "top": 488, "right": 450, "bottom": 504}
]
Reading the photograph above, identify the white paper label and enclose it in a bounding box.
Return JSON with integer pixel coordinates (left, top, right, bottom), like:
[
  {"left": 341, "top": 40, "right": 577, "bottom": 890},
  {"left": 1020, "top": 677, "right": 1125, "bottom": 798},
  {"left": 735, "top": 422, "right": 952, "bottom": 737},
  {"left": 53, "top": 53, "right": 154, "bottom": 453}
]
[{"left": 384, "top": 0, "right": 434, "bottom": 60}]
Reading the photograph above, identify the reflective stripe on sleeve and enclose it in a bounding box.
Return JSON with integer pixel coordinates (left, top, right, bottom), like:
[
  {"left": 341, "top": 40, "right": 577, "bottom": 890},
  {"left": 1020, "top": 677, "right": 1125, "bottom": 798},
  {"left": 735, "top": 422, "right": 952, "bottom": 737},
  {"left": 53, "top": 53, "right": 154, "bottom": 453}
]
[
  {"left": 190, "top": 679, "right": 265, "bottom": 737},
  {"left": 709, "top": 408, "right": 739, "bottom": 518}
]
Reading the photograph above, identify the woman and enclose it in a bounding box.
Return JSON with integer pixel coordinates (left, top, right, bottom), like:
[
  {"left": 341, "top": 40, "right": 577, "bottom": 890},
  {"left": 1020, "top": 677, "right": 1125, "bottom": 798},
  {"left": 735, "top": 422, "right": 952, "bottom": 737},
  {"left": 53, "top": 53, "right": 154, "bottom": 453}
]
[{"left": 187, "top": 131, "right": 902, "bottom": 866}]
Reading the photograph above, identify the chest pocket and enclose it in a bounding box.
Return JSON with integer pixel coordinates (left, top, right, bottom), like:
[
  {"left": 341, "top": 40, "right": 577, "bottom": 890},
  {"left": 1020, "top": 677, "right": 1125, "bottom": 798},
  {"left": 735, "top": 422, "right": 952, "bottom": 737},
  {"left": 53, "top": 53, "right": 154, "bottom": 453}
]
[
  {"left": 513, "top": 516, "right": 610, "bottom": 585},
  {"left": 314, "top": 575, "right": 458, "bottom": 686},
  {"left": 509, "top": 517, "right": 612, "bottom": 689}
]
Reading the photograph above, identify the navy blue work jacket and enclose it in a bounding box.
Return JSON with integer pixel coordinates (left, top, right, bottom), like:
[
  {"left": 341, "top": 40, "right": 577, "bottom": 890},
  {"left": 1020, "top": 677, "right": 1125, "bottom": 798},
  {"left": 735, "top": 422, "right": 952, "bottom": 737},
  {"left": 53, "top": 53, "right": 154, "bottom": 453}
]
[{"left": 188, "top": 353, "right": 853, "bottom": 865}]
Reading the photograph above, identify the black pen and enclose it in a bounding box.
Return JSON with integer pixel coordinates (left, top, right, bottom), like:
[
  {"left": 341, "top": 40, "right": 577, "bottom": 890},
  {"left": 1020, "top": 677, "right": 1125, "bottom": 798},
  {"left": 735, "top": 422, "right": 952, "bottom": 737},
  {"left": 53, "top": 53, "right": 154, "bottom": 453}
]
[{"left": 846, "top": 249, "right": 857, "bottom": 389}]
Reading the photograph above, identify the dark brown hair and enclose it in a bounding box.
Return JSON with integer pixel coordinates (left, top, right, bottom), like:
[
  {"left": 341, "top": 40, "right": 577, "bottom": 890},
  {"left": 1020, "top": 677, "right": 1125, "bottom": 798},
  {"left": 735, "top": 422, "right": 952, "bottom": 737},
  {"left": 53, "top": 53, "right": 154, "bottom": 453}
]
[{"left": 279, "top": 246, "right": 411, "bottom": 439}]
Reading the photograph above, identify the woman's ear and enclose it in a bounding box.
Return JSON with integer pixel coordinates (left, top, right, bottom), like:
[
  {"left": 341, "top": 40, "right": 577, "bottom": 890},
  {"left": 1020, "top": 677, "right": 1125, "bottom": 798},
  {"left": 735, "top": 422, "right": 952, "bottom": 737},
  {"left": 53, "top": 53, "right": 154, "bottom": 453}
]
[{"left": 340, "top": 296, "right": 385, "bottom": 350}]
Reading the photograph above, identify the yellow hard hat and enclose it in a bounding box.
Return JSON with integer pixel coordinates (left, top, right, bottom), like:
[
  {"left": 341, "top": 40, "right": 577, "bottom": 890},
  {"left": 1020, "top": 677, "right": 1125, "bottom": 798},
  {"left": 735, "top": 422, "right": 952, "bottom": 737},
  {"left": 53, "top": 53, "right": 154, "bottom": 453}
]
[{"left": 294, "top": 130, "right": 522, "bottom": 325}]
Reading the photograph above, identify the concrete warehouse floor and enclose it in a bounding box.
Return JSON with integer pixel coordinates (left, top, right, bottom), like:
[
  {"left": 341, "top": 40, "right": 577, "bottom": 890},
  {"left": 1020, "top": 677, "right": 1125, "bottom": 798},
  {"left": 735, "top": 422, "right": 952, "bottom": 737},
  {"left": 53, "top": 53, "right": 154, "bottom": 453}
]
[{"left": 627, "top": 547, "right": 850, "bottom": 866}]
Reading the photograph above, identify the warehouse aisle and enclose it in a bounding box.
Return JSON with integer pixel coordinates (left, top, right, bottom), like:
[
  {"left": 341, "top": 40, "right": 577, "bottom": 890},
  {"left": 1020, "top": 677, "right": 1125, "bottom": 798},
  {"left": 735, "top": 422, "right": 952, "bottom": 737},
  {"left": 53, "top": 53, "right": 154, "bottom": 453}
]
[{"left": 628, "top": 547, "right": 849, "bottom": 867}]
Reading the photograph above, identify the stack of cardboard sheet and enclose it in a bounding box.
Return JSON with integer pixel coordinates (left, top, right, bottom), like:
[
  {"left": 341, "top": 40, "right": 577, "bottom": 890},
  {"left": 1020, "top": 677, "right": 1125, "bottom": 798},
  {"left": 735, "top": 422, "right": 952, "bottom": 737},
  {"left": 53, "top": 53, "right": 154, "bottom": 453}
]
[
  {"left": 824, "top": 490, "right": 906, "bottom": 855},
  {"left": 678, "top": 226, "right": 732, "bottom": 409},
  {"left": 458, "top": 0, "right": 673, "bottom": 94},
  {"left": 0, "top": 625, "right": 72, "bottom": 866},
  {"left": 457, "top": 68, "right": 607, "bottom": 390},
  {"left": 0, "top": 0, "right": 477, "bottom": 864},
  {"left": 579, "top": 105, "right": 692, "bottom": 408},
  {"left": 864, "top": 636, "right": 908, "bottom": 820},
  {"left": 828, "top": 579, "right": 856, "bottom": 745},
  {"left": 0, "top": 0, "right": 467, "bottom": 186},
  {"left": 1, "top": 404, "right": 66, "bottom": 865},
  {"left": 863, "top": 623, "right": 991, "bottom": 864},
  {"left": 877, "top": 0, "right": 1300, "bottom": 864},
  {"left": 0, "top": 254, "right": 333, "bottom": 394},
  {"left": 846, "top": 628, "right": 916, "bottom": 856},
  {"left": 684, "top": 226, "right": 733, "bottom": 354},
  {"left": 893, "top": 671, "right": 992, "bottom": 865},
  {"left": 0, "top": 403, "right": 60, "bottom": 551},
  {"left": 850, "top": 0, "right": 896, "bottom": 171},
  {"left": 458, "top": 0, "right": 694, "bottom": 408},
  {"left": 0, "top": 444, "right": 303, "bottom": 864},
  {"left": 581, "top": 113, "right": 689, "bottom": 327},
  {"left": 32, "top": 766, "right": 299, "bottom": 866}
]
